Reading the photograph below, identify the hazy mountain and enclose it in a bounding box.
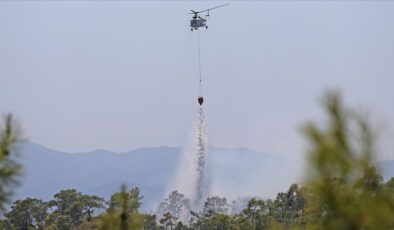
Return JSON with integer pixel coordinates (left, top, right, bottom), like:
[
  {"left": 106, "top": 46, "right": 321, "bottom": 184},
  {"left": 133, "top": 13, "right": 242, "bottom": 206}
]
[
  {"left": 16, "top": 142, "right": 181, "bottom": 210},
  {"left": 12, "top": 142, "right": 393, "bottom": 211}
]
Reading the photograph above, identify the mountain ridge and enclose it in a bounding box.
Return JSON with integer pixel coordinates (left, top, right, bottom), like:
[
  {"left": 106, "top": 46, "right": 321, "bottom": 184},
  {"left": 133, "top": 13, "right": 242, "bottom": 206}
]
[{"left": 12, "top": 142, "right": 394, "bottom": 211}]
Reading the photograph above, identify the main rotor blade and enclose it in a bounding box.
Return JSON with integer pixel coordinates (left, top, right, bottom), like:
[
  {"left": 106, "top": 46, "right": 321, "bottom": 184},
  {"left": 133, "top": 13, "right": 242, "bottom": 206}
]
[
  {"left": 190, "top": 3, "right": 229, "bottom": 14},
  {"left": 206, "top": 3, "right": 229, "bottom": 11}
]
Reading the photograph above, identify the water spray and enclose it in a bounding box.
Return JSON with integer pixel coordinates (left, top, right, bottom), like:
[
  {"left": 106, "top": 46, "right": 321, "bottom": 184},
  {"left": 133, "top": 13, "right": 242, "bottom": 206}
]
[{"left": 193, "top": 107, "right": 207, "bottom": 207}]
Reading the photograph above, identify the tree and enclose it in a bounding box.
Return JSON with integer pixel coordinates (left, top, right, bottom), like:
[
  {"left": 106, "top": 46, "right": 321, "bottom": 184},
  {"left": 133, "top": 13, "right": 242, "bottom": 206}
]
[
  {"left": 98, "top": 185, "right": 145, "bottom": 230},
  {"left": 242, "top": 198, "right": 267, "bottom": 230},
  {"left": 50, "top": 189, "right": 81, "bottom": 215},
  {"left": 107, "top": 186, "right": 143, "bottom": 214},
  {"left": 32, "top": 199, "right": 49, "bottom": 229},
  {"left": 302, "top": 90, "right": 394, "bottom": 229},
  {"left": 157, "top": 190, "right": 189, "bottom": 221},
  {"left": 47, "top": 189, "right": 105, "bottom": 228},
  {"left": 159, "top": 212, "right": 176, "bottom": 230},
  {"left": 230, "top": 213, "right": 253, "bottom": 230},
  {"left": 284, "top": 184, "right": 307, "bottom": 224},
  {"left": 143, "top": 214, "right": 159, "bottom": 230},
  {"left": 5, "top": 197, "right": 48, "bottom": 230},
  {"left": 203, "top": 196, "right": 229, "bottom": 217},
  {"left": 0, "top": 114, "right": 22, "bottom": 212},
  {"left": 186, "top": 196, "right": 231, "bottom": 230},
  {"left": 205, "top": 213, "right": 230, "bottom": 230},
  {"left": 188, "top": 211, "right": 203, "bottom": 229},
  {"left": 81, "top": 194, "right": 105, "bottom": 221},
  {"left": 174, "top": 221, "right": 188, "bottom": 230},
  {"left": 44, "top": 212, "right": 71, "bottom": 230},
  {"left": 274, "top": 192, "right": 287, "bottom": 221},
  {"left": 97, "top": 211, "right": 154, "bottom": 230},
  {"left": 68, "top": 201, "right": 84, "bottom": 226},
  {"left": 48, "top": 189, "right": 84, "bottom": 227}
]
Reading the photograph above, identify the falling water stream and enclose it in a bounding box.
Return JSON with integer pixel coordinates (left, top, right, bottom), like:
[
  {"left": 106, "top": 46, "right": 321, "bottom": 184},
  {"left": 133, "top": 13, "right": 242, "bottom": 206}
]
[{"left": 193, "top": 106, "right": 208, "bottom": 208}]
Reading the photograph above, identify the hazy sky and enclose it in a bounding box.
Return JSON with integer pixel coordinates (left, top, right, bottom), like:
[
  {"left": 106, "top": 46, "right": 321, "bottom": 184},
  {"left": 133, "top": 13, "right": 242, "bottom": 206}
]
[{"left": 1, "top": 1, "right": 393, "bottom": 160}]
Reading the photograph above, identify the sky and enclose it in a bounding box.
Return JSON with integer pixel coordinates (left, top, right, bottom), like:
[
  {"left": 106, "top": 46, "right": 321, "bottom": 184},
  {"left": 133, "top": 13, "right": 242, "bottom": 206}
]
[{"left": 1, "top": 1, "right": 394, "bottom": 161}]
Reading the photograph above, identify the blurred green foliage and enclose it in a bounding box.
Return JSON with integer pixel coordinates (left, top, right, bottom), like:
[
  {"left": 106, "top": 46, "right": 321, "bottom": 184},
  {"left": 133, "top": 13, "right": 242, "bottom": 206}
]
[
  {"left": 302, "top": 90, "right": 394, "bottom": 229},
  {"left": 0, "top": 114, "right": 22, "bottom": 212}
]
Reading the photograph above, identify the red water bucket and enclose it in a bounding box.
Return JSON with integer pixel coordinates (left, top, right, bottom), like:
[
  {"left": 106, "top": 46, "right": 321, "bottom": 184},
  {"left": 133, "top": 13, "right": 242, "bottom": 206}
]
[{"left": 198, "top": 97, "right": 204, "bottom": 105}]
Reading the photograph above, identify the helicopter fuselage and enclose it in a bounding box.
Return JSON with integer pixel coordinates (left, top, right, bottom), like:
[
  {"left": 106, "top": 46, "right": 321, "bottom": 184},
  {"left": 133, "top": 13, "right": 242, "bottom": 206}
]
[{"left": 190, "top": 18, "right": 207, "bottom": 30}]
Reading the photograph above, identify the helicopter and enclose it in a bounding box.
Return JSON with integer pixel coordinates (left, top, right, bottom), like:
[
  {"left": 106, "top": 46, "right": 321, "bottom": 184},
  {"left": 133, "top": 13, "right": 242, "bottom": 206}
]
[{"left": 190, "top": 3, "right": 229, "bottom": 31}]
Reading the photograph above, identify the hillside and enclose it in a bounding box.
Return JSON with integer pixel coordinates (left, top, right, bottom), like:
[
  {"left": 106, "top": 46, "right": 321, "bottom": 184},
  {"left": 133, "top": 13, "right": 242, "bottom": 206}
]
[{"left": 13, "top": 142, "right": 393, "bottom": 210}]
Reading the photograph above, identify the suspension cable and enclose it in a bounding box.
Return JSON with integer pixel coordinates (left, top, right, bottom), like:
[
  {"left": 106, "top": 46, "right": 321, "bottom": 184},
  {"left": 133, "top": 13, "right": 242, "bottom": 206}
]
[{"left": 197, "top": 29, "right": 202, "bottom": 96}]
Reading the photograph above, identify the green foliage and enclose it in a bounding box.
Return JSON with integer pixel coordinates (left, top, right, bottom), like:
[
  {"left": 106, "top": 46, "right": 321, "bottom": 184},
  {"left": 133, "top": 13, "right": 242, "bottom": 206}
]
[
  {"left": 205, "top": 213, "right": 230, "bottom": 229},
  {"left": 270, "top": 184, "right": 307, "bottom": 227},
  {"left": 45, "top": 189, "right": 105, "bottom": 229},
  {"left": 97, "top": 212, "right": 147, "bottom": 230},
  {"left": 302, "top": 90, "right": 394, "bottom": 229},
  {"left": 174, "top": 221, "right": 188, "bottom": 230},
  {"left": 81, "top": 195, "right": 106, "bottom": 221},
  {"left": 45, "top": 212, "right": 71, "bottom": 230},
  {"left": 0, "top": 114, "right": 22, "bottom": 212},
  {"left": 107, "top": 186, "right": 143, "bottom": 215},
  {"left": 97, "top": 186, "right": 156, "bottom": 230},
  {"left": 143, "top": 214, "right": 159, "bottom": 230},
  {"left": 5, "top": 198, "right": 48, "bottom": 229},
  {"left": 242, "top": 198, "right": 268, "bottom": 230},
  {"left": 159, "top": 212, "right": 176, "bottom": 230},
  {"left": 203, "top": 196, "right": 229, "bottom": 217},
  {"left": 50, "top": 189, "right": 81, "bottom": 216},
  {"left": 157, "top": 190, "right": 190, "bottom": 223}
]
